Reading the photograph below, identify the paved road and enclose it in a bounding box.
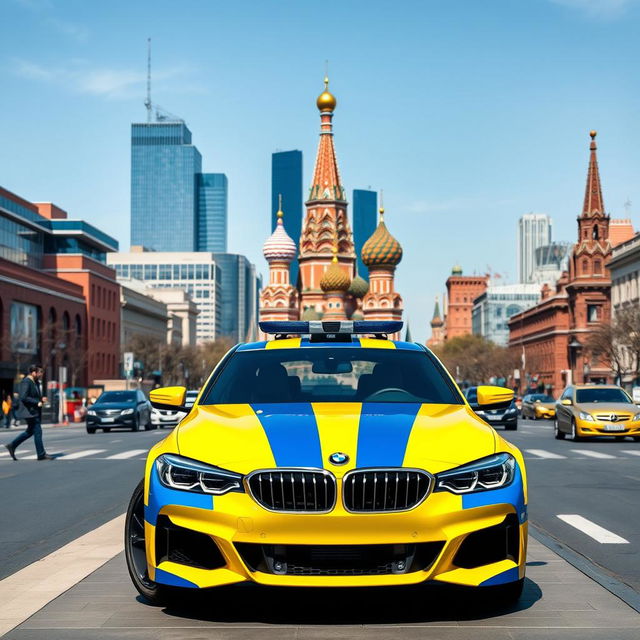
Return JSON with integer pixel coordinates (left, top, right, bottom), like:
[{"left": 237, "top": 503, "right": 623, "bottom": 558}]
[
  {"left": 0, "top": 423, "right": 165, "bottom": 579},
  {"left": 501, "top": 418, "right": 640, "bottom": 593}
]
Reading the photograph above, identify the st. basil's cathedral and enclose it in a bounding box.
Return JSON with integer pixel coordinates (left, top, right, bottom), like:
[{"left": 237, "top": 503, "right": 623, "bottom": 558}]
[{"left": 259, "top": 77, "right": 404, "bottom": 327}]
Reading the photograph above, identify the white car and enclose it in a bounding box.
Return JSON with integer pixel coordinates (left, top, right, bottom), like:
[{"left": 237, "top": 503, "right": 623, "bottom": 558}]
[{"left": 150, "top": 389, "right": 199, "bottom": 428}]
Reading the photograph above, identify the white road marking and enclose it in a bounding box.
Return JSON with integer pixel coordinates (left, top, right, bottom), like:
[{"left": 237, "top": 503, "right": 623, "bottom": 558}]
[
  {"left": 60, "top": 449, "right": 106, "bottom": 460},
  {"left": 0, "top": 513, "right": 124, "bottom": 636},
  {"left": 557, "top": 514, "right": 629, "bottom": 544},
  {"left": 525, "top": 449, "right": 567, "bottom": 459},
  {"left": 571, "top": 449, "right": 616, "bottom": 459},
  {"left": 621, "top": 450, "right": 640, "bottom": 457},
  {"left": 106, "top": 449, "right": 147, "bottom": 459}
]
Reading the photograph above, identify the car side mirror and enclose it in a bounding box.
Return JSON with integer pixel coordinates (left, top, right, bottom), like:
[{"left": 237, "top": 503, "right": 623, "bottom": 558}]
[
  {"left": 150, "top": 386, "right": 189, "bottom": 412},
  {"left": 561, "top": 398, "right": 572, "bottom": 406},
  {"left": 475, "top": 385, "right": 514, "bottom": 411}
]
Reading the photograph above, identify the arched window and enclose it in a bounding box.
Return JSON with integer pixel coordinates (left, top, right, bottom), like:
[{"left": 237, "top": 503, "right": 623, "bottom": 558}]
[
  {"left": 592, "top": 225, "right": 599, "bottom": 240},
  {"left": 594, "top": 259, "right": 602, "bottom": 274},
  {"left": 62, "top": 312, "right": 70, "bottom": 339},
  {"left": 582, "top": 259, "right": 588, "bottom": 274},
  {"left": 48, "top": 308, "right": 57, "bottom": 343}
]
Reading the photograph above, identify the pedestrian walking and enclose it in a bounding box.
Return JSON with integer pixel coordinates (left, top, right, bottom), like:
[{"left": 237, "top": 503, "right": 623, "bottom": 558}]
[
  {"left": 2, "top": 393, "right": 11, "bottom": 428},
  {"left": 5, "top": 365, "right": 54, "bottom": 461}
]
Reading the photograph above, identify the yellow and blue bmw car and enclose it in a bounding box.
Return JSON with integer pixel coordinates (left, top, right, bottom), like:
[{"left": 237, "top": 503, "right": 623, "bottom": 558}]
[{"left": 125, "top": 321, "right": 528, "bottom": 605}]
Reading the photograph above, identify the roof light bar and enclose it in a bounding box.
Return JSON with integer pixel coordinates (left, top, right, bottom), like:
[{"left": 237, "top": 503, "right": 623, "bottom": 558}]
[{"left": 259, "top": 321, "right": 403, "bottom": 335}]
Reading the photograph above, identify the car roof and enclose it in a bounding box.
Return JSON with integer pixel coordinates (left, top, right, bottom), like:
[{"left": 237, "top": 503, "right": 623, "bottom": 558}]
[
  {"left": 235, "top": 338, "right": 425, "bottom": 352},
  {"left": 572, "top": 384, "right": 621, "bottom": 389}
]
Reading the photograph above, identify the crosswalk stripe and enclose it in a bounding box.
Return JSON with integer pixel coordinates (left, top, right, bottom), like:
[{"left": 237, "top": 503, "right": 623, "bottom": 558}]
[
  {"left": 621, "top": 450, "right": 640, "bottom": 457},
  {"left": 106, "top": 449, "right": 147, "bottom": 460},
  {"left": 61, "top": 449, "right": 106, "bottom": 460},
  {"left": 557, "top": 514, "right": 629, "bottom": 544},
  {"left": 526, "top": 449, "right": 567, "bottom": 459},
  {"left": 571, "top": 449, "right": 616, "bottom": 459}
]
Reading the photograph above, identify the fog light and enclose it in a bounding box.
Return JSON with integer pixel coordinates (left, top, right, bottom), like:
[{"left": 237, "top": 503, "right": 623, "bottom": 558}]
[{"left": 396, "top": 560, "right": 406, "bottom": 571}]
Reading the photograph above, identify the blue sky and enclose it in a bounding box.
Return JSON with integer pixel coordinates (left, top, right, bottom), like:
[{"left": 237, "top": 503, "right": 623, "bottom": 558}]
[{"left": 2, "top": 0, "right": 640, "bottom": 342}]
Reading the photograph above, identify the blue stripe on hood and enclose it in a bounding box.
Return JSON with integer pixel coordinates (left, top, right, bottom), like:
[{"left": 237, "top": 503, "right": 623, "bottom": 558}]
[
  {"left": 356, "top": 403, "right": 421, "bottom": 468},
  {"left": 252, "top": 403, "right": 323, "bottom": 468}
]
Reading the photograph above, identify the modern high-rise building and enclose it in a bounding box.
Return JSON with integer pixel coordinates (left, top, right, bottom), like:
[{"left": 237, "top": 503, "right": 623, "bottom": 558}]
[
  {"left": 271, "top": 150, "right": 302, "bottom": 285},
  {"left": 517, "top": 213, "right": 552, "bottom": 283},
  {"left": 213, "top": 253, "right": 261, "bottom": 343},
  {"left": 197, "top": 173, "right": 228, "bottom": 253},
  {"left": 352, "top": 189, "right": 377, "bottom": 278},
  {"left": 131, "top": 122, "right": 202, "bottom": 251}
]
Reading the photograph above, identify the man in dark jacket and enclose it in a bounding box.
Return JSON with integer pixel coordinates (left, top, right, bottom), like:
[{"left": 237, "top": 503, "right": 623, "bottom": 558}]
[{"left": 5, "top": 365, "right": 53, "bottom": 461}]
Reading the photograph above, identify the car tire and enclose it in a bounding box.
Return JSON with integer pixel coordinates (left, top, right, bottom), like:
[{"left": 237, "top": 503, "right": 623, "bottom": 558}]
[
  {"left": 505, "top": 422, "right": 517, "bottom": 431},
  {"left": 124, "top": 480, "right": 176, "bottom": 606},
  {"left": 570, "top": 418, "right": 582, "bottom": 442},
  {"left": 554, "top": 418, "right": 565, "bottom": 440},
  {"left": 103, "top": 428, "right": 111, "bottom": 433},
  {"left": 132, "top": 417, "right": 140, "bottom": 432},
  {"left": 144, "top": 418, "right": 153, "bottom": 431},
  {"left": 86, "top": 427, "right": 96, "bottom": 434},
  {"left": 633, "top": 437, "right": 640, "bottom": 442}
]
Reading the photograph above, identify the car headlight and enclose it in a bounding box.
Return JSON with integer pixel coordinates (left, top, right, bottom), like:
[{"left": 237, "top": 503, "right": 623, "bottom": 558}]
[
  {"left": 632, "top": 412, "right": 640, "bottom": 421},
  {"left": 579, "top": 411, "right": 594, "bottom": 422},
  {"left": 156, "top": 454, "right": 243, "bottom": 495},
  {"left": 435, "top": 453, "right": 515, "bottom": 495},
  {"left": 506, "top": 406, "right": 517, "bottom": 414},
  {"left": 87, "top": 409, "right": 96, "bottom": 416},
  {"left": 121, "top": 408, "right": 134, "bottom": 416}
]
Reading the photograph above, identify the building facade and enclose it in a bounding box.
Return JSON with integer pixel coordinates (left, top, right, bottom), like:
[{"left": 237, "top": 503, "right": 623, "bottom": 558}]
[
  {"left": 108, "top": 250, "right": 221, "bottom": 343},
  {"left": 119, "top": 282, "right": 169, "bottom": 349},
  {"left": 271, "top": 150, "right": 303, "bottom": 286},
  {"left": 427, "top": 297, "right": 445, "bottom": 348},
  {"left": 197, "top": 173, "right": 228, "bottom": 253},
  {"left": 353, "top": 189, "right": 377, "bottom": 279},
  {"left": 530, "top": 242, "right": 571, "bottom": 286},
  {"left": 518, "top": 213, "right": 552, "bottom": 283},
  {"left": 472, "top": 283, "right": 540, "bottom": 346},
  {"left": 509, "top": 132, "right": 616, "bottom": 392},
  {"left": 445, "top": 267, "right": 488, "bottom": 340},
  {"left": 146, "top": 287, "right": 198, "bottom": 347}
]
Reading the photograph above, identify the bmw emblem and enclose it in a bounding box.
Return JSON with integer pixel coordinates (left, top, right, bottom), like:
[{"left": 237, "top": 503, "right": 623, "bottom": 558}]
[{"left": 329, "top": 452, "right": 349, "bottom": 465}]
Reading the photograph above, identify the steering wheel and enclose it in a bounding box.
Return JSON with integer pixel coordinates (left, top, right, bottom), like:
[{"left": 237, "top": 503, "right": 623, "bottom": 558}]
[{"left": 365, "top": 388, "right": 412, "bottom": 400}]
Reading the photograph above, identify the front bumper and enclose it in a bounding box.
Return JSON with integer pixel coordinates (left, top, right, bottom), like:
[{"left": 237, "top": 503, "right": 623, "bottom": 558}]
[
  {"left": 87, "top": 415, "right": 136, "bottom": 427},
  {"left": 576, "top": 418, "right": 640, "bottom": 437},
  {"left": 480, "top": 413, "right": 518, "bottom": 427},
  {"left": 534, "top": 408, "right": 555, "bottom": 419},
  {"left": 143, "top": 463, "right": 527, "bottom": 590}
]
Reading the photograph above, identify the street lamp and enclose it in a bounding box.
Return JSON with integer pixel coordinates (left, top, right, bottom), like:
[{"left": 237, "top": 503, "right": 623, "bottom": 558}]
[{"left": 568, "top": 337, "right": 582, "bottom": 385}]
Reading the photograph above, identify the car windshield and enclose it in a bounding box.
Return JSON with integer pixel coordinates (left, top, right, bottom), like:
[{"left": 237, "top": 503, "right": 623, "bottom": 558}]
[
  {"left": 575, "top": 388, "right": 630, "bottom": 404},
  {"left": 201, "top": 348, "right": 463, "bottom": 405},
  {"left": 465, "top": 388, "right": 477, "bottom": 403},
  {"left": 98, "top": 391, "right": 136, "bottom": 403},
  {"left": 531, "top": 394, "right": 554, "bottom": 402}
]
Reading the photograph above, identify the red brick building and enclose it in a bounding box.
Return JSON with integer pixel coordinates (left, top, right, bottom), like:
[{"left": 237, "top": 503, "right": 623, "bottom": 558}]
[
  {"left": 508, "top": 132, "right": 618, "bottom": 392},
  {"left": 445, "top": 267, "right": 488, "bottom": 340}
]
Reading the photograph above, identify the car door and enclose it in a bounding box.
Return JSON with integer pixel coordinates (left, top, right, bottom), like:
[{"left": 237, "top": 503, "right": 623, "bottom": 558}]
[
  {"left": 558, "top": 387, "right": 573, "bottom": 431},
  {"left": 522, "top": 395, "right": 531, "bottom": 418},
  {"left": 137, "top": 391, "right": 148, "bottom": 424}
]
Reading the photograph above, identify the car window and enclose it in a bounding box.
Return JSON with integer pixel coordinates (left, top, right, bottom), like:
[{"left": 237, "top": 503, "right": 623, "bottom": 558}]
[
  {"left": 531, "top": 394, "right": 554, "bottom": 402},
  {"left": 575, "top": 388, "right": 631, "bottom": 404},
  {"left": 201, "top": 348, "right": 464, "bottom": 405},
  {"left": 98, "top": 391, "right": 136, "bottom": 403},
  {"left": 561, "top": 387, "right": 572, "bottom": 400},
  {"left": 465, "top": 388, "right": 478, "bottom": 403}
]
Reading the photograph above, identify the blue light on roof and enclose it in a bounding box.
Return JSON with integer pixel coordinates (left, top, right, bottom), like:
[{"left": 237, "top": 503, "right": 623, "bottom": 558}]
[{"left": 259, "top": 320, "right": 403, "bottom": 335}]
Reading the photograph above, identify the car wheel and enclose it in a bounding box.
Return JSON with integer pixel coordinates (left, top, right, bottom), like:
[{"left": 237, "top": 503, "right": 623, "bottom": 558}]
[
  {"left": 124, "top": 480, "right": 174, "bottom": 605},
  {"left": 132, "top": 417, "right": 140, "bottom": 432},
  {"left": 86, "top": 427, "right": 96, "bottom": 434},
  {"left": 103, "top": 428, "right": 111, "bottom": 433},
  {"left": 505, "top": 422, "right": 517, "bottom": 431},
  {"left": 144, "top": 418, "right": 153, "bottom": 431},
  {"left": 633, "top": 437, "right": 640, "bottom": 442},
  {"left": 570, "top": 418, "right": 582, "bottom": 442},
  {"left": 554, "top": 418, "right": 565, "bottom": 440}
]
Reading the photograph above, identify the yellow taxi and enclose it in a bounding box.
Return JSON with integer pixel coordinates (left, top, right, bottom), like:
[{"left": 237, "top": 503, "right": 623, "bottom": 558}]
[{"left": 521, "top": 394, "right": 556, "bottom": 420}]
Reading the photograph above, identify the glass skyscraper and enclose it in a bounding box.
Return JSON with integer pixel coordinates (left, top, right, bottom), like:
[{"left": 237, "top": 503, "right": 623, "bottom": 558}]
[
  {"left": 271, "top": 150, "right": 302, "bottom": 285},
  {"left": 130, "top": 122, "right": 202, "bottom": 251},
  {"left": 353, "top": 189, "right": 377, "bottom": 278},
  {"left": 197, "top": 173, "right": 228, "bottom": 252}
]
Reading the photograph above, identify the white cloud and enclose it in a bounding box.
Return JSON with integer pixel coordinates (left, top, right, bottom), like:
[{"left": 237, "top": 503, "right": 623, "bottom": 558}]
[{"left": 548, "top": 0, "right": 638, "bottom": 19}]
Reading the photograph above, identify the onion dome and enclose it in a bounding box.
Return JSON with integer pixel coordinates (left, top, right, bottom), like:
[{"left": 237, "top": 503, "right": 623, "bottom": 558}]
[
  {"left": 320, "top": 246, "right": 351, "bottom": 292},
  {"left": 317, "top": 76, "right": 337, "bottom": 112},
  {"left": 302, "top": 306, "right": 322, "bottom": 320},
  {"left": 451, "top": 264, "right": 463, "bottom": 275},
  {"left": 348, "top": 274, "right": 369, "bottom": 298},
  {"left": 352, "top": 310, "right": 364, "bottom": 321},
  {"left": 263, "top": 201, "right": 296, "bottom": 263},
  {"left": 361, "top": 207, "right": 403, "bottom": 268}
]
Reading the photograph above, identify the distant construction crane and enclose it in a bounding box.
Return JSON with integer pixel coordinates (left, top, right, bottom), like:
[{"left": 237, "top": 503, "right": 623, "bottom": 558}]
[{"left": 143, "top": 37, "right": 184, "bottom": 124}]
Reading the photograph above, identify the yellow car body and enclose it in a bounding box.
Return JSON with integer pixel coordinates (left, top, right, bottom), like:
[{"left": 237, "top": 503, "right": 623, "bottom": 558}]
[
  {"left": 521, "top": 394, "right": 556, "bottom": 420},
  {"left": 128, "top": 327, "right": 528, "bottom": 600},
  {"left": 534, "top": 404, "right": 556, "bottom": 420}
]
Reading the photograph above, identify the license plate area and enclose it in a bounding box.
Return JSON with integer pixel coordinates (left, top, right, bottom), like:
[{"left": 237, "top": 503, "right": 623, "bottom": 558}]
[
  {"left": 101, "top": 417, "right": 115, "bottom": 423},
  {"left": 603, "top": 424, "right": 625, "bottom": 432}
]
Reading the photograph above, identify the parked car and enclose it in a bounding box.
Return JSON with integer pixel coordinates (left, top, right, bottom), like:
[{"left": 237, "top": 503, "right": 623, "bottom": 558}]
[
  {"left": 86, "top": 390, "right": 152, "bottom": 433},
  {"left": 465, "top": 386, "right": 518, "bottom": 430},
  {"left": 150, "top": 389, "right": 200, "bottom": 429},
  {"left": 521, "top": 394, "right": 556, "bottom": 420},
  {"left": 554, "top": 384, "right": 640, "bottom": 441}
]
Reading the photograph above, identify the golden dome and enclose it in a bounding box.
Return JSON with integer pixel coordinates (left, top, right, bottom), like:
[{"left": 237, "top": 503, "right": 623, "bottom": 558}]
[
  {"left": 320, "top": 247, "right": 351, "bottom": 292},
  {"left": 316, "top": 76, "right": 337, "bottom": 112},
  {"left": 362, "top": 207, "right": 403, "bottom": 268}
]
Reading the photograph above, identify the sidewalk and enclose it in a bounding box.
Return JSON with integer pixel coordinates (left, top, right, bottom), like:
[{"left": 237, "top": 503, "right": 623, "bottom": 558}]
[{"left": 3, "top": 537, "right": 638, "bottom": 639}]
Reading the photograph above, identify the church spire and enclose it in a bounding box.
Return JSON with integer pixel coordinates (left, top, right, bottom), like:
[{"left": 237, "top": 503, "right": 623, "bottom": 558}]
[{"left": 582, "top": 130, "right": 605, "bottom": 216}]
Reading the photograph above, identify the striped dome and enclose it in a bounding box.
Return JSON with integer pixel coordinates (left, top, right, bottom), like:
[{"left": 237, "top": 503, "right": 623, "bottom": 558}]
[
  {"left": 263, "top": 213, "right": 297, "bottom": 262},
  {"left": 362, "top": 216, "right": 402, "bottom": 268}
]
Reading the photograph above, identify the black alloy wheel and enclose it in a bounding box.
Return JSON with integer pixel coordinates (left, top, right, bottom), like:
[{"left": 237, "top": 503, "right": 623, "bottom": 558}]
[
  {"left": 86, "top": 426, "right": 96, "bottom": 434},
  {"left": 124, "top": 480, "right": 172, "bottom": 605},
  {"left": 554, "top": 417, "right": 565, "bottom": 439},
  {"left": 132, "top": 415, "right": 140, "bottom": 432}
]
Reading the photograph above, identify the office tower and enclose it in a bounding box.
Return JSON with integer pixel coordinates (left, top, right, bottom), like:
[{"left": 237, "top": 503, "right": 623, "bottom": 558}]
[
  {"left": 271, "top": 150, "right": 303, "bottom": 285},
  {"left": 518, "top": 213, "right": 552, "bottom": 283},
  {"left": 353, "top": 189, "right": 377, "bottom": 278},
  {"left": 131, "top": 121, "right": 202, "bottom": 251},
  {"left": 197, "top": 173, "right": 228, "bottom": 252}
]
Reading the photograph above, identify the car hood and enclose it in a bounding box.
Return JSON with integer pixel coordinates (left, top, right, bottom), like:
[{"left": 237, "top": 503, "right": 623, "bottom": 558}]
[
  {"left": 93, "top": 402, "right": 136, "bottom": 411},
  {"left": 176, "top": 402, "right": 496, "bottom": 475},
  {"left": 535, "top": 402, "right": 555, "bottom": 410},
  {"left": 576, "top": 402, "right": 638, "bottom": 414}
]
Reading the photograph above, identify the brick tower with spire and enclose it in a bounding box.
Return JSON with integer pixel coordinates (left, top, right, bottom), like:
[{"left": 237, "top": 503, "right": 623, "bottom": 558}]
[
  {"left": 299, "top": 76, "right": 356, "bottom": 319},
  {"left": 427, "top": 296, "right": 445, "bottom": 347}
]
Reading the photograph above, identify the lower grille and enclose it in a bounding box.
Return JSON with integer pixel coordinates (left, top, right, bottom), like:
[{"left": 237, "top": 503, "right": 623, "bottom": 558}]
[
  {"left": 453, "top": 513, "right": 520, "bottom": 569},
  {"left": 343, "top": 469, "right": 433, "bottom": 512},
  {"left": 247, "top": 469, "right": 336, "bottom": 512},
  {"left": 235, "top": 542, "right": 445, "bottom": 576}
]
